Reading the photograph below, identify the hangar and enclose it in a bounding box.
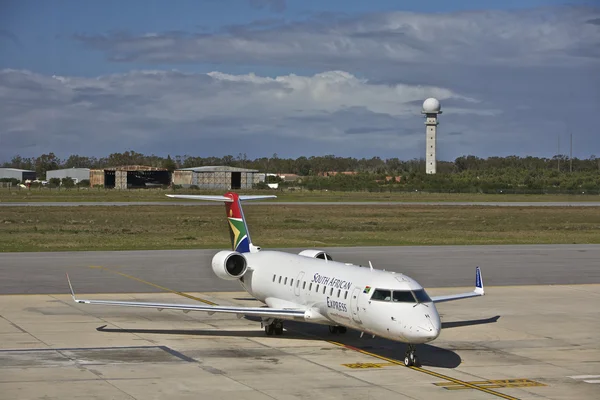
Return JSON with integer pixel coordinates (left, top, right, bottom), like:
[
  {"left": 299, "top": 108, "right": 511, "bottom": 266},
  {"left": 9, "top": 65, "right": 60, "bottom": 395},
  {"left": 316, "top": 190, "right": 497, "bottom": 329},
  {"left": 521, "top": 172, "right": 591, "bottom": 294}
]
[
  {"left": 172, "top": 166, "right": 260, "bottom": 189},
  {"left": 90, "top": 165, "right": 170, "bottom": 189},
  {"left": 0, "top": 168, "right": 36, "bottom": 182},
  {"left": 46, "top": 168, "right": 90, "bottom": 184}
]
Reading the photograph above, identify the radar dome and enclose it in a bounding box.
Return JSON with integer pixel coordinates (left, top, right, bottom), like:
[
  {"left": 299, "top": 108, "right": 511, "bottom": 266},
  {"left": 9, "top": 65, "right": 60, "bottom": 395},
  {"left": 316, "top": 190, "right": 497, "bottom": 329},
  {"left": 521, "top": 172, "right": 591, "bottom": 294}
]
[{"left": 422, "top": 98, "right": 441, "bottom": 113}]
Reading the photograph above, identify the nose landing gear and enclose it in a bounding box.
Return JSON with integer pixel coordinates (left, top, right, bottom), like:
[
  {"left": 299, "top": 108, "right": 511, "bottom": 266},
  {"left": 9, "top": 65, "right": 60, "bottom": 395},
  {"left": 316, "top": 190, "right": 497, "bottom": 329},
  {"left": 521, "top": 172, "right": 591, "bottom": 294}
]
[{"left": 404, "top": 344, "right": 418, "bottom": 367}]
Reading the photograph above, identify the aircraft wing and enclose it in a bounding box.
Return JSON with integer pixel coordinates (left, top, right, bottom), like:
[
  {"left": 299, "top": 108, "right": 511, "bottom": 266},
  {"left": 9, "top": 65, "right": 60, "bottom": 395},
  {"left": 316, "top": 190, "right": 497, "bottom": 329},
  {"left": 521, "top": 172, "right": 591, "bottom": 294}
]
[
  {"left": 431, "top": 267, "right": 484, "bottom": 303},
  {"left": 67, "top": 275, "right": 305, "bottom": 320}
]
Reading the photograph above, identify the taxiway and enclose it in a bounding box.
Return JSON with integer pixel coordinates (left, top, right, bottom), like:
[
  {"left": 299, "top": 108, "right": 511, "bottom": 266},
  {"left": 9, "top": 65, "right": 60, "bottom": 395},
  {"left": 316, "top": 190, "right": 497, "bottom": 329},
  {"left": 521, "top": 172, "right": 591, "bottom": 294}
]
[{"left": 1, "top": 246, "right": 599, "bottom": 399}]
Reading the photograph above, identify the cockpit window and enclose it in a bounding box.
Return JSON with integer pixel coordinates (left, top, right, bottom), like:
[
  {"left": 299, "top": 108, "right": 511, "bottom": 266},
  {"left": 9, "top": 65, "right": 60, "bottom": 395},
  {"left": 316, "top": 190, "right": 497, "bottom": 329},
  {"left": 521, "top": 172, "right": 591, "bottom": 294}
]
[
  {"left": 392, "top": 291, "right": 416, "bottom": 303},
  {"left": 370, "top": 289, "right": 391, "bottom": 301},
  {"left": 413, "top": 289, "right": 432, "bottom": 303},
  {"left": 371, "top": 288, "right": 431, "bottom": 303}
]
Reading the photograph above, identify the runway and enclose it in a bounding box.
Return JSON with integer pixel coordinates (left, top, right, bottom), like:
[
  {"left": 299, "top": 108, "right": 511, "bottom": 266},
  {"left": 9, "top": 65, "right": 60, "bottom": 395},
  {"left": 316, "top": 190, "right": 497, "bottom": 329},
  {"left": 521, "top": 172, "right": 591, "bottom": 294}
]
[
  {"left": 1, "top": 245, "right": 599, "bottom": 294},
  {"left": 2, "top": 201, "right": 600, "bottom": 207}
]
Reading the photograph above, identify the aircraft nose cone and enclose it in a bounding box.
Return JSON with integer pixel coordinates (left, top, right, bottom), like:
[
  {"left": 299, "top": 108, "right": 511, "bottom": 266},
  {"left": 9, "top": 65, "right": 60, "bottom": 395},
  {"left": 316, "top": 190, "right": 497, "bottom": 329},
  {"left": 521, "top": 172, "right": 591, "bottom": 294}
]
[
  {"left": 422, "top": 319, "right": 440, "bottom": 340},
  {"left": 426, "top": 310, "right": 441, "bottom": 340},
  {"left": 415, "top": 309, "right": 441, "bottom": 342}
]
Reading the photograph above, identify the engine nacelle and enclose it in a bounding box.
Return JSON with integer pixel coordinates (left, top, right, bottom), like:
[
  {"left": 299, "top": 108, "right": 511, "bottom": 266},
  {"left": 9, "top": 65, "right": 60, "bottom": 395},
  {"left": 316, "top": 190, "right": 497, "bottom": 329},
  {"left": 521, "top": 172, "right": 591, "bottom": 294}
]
[
  {"left": 298, "top": 249, "right": 333, "bottom": 261},
  {"left": 211, "top": 250, "right": 248, "bottom": 280}
]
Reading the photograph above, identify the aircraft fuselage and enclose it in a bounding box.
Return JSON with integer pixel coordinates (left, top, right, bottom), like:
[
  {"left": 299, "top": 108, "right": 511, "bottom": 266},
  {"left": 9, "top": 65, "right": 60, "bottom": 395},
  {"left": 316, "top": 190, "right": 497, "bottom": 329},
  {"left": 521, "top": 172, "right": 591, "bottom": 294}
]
[{"left": 237, "top": 250, "right": 441, "bottom": 344}]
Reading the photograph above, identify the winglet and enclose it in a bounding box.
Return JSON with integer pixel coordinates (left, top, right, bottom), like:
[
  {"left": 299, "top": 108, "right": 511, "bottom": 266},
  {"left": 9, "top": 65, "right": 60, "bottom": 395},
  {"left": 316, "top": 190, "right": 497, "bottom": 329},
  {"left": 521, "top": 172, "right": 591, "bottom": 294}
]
[
  {"left": 474, "top": 267, "right": 484, "bottom": 295},
  {"left": 66, "top": 273, "right": 77, "bottom": 302}
]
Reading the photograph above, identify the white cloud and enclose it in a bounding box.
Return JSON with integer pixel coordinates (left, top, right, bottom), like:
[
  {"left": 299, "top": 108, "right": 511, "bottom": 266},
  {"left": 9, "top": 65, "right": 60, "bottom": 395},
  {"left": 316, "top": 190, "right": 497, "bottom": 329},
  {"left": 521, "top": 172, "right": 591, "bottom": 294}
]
[
  {"left": 75, "top": 7, "right": 600, "bottom": 68},
  {"left": 3, "top": 7, "right": 599, "bottom": 162},
  {"left": 0, "top": 69, "right": 487, "bottom": 160}
]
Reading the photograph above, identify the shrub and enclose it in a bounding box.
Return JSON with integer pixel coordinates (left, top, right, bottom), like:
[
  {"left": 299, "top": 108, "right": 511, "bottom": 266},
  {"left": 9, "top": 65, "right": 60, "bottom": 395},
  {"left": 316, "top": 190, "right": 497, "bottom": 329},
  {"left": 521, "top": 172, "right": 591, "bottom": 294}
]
[
  {"left": 48, "top": 178, "right": 61, "bottom": 188},
  {"left": 61, "top": 177, "right": 75, "bottom": 188}
]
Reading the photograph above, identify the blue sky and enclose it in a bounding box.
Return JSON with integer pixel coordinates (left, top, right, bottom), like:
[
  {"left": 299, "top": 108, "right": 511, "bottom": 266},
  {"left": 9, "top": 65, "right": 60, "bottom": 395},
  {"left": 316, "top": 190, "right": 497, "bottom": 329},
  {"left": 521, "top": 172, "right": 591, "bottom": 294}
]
[{"left": 1, "top": 0, "right": 599, "bottom": 161}]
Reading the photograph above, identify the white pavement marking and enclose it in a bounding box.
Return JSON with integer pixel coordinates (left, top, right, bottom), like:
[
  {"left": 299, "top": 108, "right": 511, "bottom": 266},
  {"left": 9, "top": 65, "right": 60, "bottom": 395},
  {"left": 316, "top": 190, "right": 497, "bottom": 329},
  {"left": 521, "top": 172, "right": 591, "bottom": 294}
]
[{"left": 568, "top": 375, "right": 600, "bottom": 384}]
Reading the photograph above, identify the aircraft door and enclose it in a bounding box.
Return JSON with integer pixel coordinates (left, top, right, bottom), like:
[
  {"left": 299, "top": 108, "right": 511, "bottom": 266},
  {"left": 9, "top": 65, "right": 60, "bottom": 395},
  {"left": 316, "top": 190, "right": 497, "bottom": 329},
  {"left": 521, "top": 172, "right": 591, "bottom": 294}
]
[
  {"left": 294, "top": 271, "right": 305, "bottom": 296},
  {"left": 349, "top": 286, "right": 363, "bottom": 324}
]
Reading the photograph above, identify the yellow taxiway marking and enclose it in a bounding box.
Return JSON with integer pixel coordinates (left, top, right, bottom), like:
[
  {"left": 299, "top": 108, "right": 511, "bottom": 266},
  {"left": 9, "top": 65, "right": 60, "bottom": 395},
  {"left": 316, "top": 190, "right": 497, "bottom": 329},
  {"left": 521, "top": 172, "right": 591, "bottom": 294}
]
[
  {"left": 342, "top": 362, "right": 395, "bottom": 369},
  {"left": 88, "top": 266, "right": 217, "bottom": 305},
  {"left": 328, "top": 341, "right": 521, "bottom": 400},
  {"left": 434, "top": 378, "right": 546, "bottom": 390},
  {"left": 87, "top": 266, "right": 520, "bottom": 400}
]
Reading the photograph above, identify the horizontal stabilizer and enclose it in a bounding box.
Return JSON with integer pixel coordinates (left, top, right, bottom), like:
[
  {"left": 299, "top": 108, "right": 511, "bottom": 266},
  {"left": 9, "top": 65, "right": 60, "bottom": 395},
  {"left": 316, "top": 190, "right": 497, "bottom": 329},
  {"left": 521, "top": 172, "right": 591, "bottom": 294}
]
[{"left": 166, "top": 194, "right": 277, "bottom": 202}]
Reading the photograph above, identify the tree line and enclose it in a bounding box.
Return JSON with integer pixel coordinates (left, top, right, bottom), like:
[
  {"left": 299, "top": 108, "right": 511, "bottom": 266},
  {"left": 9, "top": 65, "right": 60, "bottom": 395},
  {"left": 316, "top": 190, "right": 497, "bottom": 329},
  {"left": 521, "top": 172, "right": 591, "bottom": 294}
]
[{"left": 3, "top": 151, "right": 600, "bottom": 193}]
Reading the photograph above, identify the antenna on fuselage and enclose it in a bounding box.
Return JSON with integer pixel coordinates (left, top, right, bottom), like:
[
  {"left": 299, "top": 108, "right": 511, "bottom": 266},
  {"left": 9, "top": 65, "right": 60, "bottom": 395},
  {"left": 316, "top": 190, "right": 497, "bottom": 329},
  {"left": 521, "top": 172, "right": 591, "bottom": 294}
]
[{"left": 369, "top": 261, "right": 373, "bottom": 271}]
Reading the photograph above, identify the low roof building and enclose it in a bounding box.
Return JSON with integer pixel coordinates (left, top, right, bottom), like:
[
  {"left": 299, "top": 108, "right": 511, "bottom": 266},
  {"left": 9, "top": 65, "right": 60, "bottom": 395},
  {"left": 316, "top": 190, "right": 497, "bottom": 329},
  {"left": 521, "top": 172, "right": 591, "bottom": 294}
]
[
  {"left": 46, "top": 168, "right": 90, "bottom": 183},
  {"left": 173, "top": 166, "right": 259, "bottom": 190},
  {"left": 0, "top": 168, "right": 36, "bottom": 181},
  {"left": 90, "top": 165, "right": 169, "bottom": 189}
]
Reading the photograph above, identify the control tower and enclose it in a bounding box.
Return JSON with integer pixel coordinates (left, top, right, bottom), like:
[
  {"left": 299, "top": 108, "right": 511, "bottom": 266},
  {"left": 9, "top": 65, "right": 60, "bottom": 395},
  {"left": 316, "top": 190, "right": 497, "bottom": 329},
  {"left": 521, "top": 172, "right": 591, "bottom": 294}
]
[{"left": 422, "top": 98, "right": 442, "bottom": 174}]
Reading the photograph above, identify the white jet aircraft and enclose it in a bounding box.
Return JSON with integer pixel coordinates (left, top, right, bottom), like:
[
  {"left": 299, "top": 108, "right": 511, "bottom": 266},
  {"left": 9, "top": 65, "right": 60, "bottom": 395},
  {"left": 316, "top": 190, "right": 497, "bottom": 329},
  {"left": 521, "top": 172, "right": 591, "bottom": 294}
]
[{"left": 68, "top": 192, "right": 484, "bottom": 367}]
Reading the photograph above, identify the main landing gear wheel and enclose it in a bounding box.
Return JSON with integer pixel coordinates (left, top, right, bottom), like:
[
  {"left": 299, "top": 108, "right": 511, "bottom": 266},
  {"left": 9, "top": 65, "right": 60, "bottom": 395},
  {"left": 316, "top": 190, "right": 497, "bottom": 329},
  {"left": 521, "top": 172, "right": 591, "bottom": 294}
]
[
  {"left": 264, "top": 320, "right": 284, "bottom": 336},
  {"left": 328, "top": 326, "right": 347, "bottom": 334},
  {"left": 265, "top": 324, "right": 274, "bottom": 335},
  {"left": 404, "top": 345, "right": 418, "bottom": 367}
]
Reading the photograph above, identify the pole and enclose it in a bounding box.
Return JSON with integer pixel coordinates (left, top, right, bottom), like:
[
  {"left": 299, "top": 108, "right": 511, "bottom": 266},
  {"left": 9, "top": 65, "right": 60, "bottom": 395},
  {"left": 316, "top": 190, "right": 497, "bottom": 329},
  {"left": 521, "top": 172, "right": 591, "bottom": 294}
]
[
  {"left": 570, "top": 133, "right": 573, "bottom": 173},
  {"left": 557, "top": 135, "right": 560, "bottom": 172}
]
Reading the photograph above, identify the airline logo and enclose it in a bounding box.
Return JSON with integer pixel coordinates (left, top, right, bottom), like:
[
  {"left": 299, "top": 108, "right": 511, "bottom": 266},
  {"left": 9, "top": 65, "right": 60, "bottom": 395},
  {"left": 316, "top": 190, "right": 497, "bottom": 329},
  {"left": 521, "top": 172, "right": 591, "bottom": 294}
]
[
  {"left": 363, "top": 286, "right": 371, "bottom": 294},
  {"left": 225, "top": 192, "right": 250, "bottom": 253},
  {"left": 228, "top": 217, "right": 249, "bottom": 253},
  {"left": 312, "top": 273, "right": 352, "bottom": 290},
  {"left": 327, "top": 297, "right": 348, "bottom": 312}
]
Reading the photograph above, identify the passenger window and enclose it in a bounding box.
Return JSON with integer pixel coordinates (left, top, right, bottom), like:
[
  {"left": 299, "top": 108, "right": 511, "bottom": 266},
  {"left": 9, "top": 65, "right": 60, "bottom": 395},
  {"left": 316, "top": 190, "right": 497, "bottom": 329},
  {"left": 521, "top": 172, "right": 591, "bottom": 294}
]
[
  {"left": 316, "top": 284, "right": 320, "bottom": 292},
  {"left": 344, "top": 291, "right": 348, "bottom": 300},
  {"left": 290, "top": 278, "right": 294, "bottom": 287},
  {"left": 337, "top": 289, "right": 341, "bottom": 298},
  {"left": 329, "top": 288, "right": 333, "bottom": 295},
  {"left": 303, "top": 281, "right": 306, "bottom": 289},
  {"left": 309, "top": 283, "right": 312, "bottom": 291},
  {"left": 323, "top": 286, "right": 326, "bottom": 294},
  {"left": 393, "top": 291, "right": 416, "bottom": 303},
  {"left": 272, "top": 274, "right": 276, "bottom": 282},
  {"left": 371, "top": 289, "right": 392, "bottom": 301},
  {"left": 278, "top": 276, "right": 282, "bottom": 284},
  {"left": 284, "top": 277, "right": 288, "bottom": 285}
]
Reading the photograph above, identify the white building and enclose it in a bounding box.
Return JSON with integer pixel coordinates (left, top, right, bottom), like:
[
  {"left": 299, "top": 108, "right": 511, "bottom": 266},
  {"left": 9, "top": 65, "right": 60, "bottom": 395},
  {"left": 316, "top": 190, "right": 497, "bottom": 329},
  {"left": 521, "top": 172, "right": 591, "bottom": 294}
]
[
  {"left": 46, "top": 168, "right": 90, "bottom": 183},
  {"left": 0, "top": 168, "right": 36, "bottom": 181}
]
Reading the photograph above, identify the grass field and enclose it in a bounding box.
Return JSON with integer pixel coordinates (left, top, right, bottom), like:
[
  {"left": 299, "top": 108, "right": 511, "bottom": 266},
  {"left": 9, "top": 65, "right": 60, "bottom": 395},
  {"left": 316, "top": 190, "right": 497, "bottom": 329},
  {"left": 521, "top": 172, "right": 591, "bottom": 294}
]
[
  {"left": 1, "top": 187, "right": 599, "bottom": 203},
  {"left": 1, "top": 205, "right": 599, "bottom": 252}
]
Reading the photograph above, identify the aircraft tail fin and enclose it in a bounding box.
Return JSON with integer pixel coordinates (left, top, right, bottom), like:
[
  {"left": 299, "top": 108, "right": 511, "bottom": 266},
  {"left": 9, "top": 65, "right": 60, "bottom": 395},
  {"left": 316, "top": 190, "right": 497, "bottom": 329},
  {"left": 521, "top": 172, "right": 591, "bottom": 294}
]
[
  {"left": 474, "top": 266, "right": 484, "bottom": 295},
  {"left": 166, "top": 192, "right": 276, "bottom": 253}
]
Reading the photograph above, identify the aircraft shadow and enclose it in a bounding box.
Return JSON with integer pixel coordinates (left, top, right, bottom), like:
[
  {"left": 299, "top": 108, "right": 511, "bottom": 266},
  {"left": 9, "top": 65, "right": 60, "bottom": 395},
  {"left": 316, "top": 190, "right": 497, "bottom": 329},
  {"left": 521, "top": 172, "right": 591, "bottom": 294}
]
[
  {"left": 96, "top": 325, "right": 312, "bottom": 340},
  {"left": 442, "top": 315, "right": 500, "bottom": 329},
  {"left": 282, "top": 321, "right": 462, "bottom": 369},
  {"left": 96, "top": 316, "right": 500, "bottom": 369}
]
